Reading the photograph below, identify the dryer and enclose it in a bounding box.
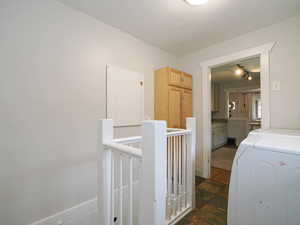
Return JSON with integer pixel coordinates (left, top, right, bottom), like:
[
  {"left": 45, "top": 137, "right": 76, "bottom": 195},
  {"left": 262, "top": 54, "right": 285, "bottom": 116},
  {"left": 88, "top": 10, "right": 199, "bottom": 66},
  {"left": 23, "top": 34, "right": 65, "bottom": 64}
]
[{"left": 228, "top": 129, "right": 300, "bottom": 225}]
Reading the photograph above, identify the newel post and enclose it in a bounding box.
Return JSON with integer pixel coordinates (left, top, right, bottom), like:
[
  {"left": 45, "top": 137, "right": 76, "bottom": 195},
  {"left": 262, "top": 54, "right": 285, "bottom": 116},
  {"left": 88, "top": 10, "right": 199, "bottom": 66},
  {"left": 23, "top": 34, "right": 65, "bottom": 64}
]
[
  {"left": 97, "top": 119, "right": 113, "bottom": 225},
  {"left": 186, "top": 117, "right": 196, "bottom": 208},
  {"left": 140, "top": 120, "right": 167, "bottom": 225}
]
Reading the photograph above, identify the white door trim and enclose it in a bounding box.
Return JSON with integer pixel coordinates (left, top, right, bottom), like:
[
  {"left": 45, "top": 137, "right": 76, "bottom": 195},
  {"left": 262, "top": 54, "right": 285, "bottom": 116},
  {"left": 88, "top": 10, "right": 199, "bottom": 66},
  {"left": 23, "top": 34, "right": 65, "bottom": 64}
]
[{"left": 199, "top": 42, "right": 276, "bottom": 178}]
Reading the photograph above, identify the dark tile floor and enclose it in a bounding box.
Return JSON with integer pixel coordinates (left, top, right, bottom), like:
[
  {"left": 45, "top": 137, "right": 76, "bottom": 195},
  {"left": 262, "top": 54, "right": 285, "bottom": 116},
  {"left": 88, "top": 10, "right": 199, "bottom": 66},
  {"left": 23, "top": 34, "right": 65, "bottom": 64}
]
[{"left": 176, "top": 168, "right": 231, "bottom": 225}]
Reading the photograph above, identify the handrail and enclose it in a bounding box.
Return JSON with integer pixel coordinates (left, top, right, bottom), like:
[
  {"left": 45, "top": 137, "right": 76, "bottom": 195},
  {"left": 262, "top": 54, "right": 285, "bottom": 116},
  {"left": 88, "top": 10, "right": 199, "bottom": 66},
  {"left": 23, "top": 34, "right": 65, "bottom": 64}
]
[
  {"left": 166, "top": 129, "right": 191, "bottom": 137},
  {"left": 103, "top": 141, "right": 143, "bottom": 159},
  {"left": 112, "top": 129, "right": 191, "bottom": 144},
  {"left": 113, "top": 136, "right": 142, "bottom": 144},
  {"left": 167, "top": 128, "right": 186, "bottom": 132}
]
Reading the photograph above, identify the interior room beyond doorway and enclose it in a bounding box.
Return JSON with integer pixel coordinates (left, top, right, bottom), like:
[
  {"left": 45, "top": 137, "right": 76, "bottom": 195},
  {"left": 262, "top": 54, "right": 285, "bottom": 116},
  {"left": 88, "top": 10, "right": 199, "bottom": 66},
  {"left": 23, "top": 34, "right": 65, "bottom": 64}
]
[{"left": 210, "top": 56, "right": 261, "bottom": 172}]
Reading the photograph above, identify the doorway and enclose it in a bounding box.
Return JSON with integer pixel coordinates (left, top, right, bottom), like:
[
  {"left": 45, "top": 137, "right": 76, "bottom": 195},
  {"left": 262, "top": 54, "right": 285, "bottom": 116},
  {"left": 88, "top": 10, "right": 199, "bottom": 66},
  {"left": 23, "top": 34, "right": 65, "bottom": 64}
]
[
  {"left": 199, "top": 42, "right": 275, "bottom": 178},
  {"left": 210, "top": 56, "right": 261, "bottom": 173}
]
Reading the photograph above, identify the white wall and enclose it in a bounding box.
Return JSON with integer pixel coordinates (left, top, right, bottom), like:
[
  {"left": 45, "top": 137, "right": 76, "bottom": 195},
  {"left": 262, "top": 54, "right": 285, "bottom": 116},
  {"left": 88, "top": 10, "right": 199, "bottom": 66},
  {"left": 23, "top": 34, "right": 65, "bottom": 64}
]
[
  {"left": 2, "top": 0, "right": 300, "bottom": 222},
  {"left": 178, "top": 15, "right": 300, "bottom": 175},
  {"left": 0, "top": 1, "right": 177, "bottom": 225}
]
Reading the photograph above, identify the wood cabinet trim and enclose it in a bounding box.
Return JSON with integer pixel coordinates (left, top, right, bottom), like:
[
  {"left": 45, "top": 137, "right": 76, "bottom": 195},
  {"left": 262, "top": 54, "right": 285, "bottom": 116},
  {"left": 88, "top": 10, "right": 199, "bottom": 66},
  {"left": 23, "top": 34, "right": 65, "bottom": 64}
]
[
  {"left": 181, "top": 72, "right": 193, "bottom": 90},
  {"left": 168, "top": 67, "right": 182, "bottom": 88}
]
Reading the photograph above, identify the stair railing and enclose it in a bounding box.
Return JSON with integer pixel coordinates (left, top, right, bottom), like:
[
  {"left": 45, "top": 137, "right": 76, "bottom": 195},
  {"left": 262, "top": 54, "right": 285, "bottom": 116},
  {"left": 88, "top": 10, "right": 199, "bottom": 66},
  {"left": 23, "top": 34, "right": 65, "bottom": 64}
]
[{"left": 98, "top": 118, "right": 196, "bottom": 225}]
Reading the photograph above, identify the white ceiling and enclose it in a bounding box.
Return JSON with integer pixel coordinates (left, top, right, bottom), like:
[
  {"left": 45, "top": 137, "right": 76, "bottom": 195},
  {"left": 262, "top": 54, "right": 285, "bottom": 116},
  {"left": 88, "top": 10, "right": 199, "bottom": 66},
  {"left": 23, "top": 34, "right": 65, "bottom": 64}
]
[
  {"left": 211, "top": 56, "right": 260, "bottom": 82},
  {"left": 58, "top": 0, "right": 300, "bottom": 56}
]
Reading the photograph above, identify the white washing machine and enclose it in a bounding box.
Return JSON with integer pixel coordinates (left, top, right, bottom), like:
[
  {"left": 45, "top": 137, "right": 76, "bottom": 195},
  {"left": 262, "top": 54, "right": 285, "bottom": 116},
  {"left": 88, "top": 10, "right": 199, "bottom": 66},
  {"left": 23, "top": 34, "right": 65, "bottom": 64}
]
[{"left": 228, "top": 129, "right": 300, "bottom": 225}]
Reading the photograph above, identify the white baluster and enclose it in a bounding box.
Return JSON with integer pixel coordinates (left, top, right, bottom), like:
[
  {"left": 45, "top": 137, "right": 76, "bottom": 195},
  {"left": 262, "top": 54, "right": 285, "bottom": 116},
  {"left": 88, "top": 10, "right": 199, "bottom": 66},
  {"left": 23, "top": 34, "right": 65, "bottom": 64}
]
[
  {"left": 129, "top": 157, "right": 133, "bottom": 225},
  {"left": 173, "top": 135, "right": 178, "bottom": 216},
  {"left": 98, "top": 119, "right": 114, "bottom": 225},
  {"left": 111, "top": 153, "right": 115, "bottom": 225},
  {"left": 186, "top": 118, "right": 196, "bottom": 208},
  {"left": 178, "top": 135, "right": 182, "bottom": 211},
  {"left": 119, "top": 155, "right": 123, "bottom": 225},
  {"left": 167, "top": 137, "right": 171, "bottom": 220},
  {"left": 182, "top": 134, "right": 187, "bottom": 208},
  {"left": 139, "top": 121, "right": 167, "bottom": 225}
]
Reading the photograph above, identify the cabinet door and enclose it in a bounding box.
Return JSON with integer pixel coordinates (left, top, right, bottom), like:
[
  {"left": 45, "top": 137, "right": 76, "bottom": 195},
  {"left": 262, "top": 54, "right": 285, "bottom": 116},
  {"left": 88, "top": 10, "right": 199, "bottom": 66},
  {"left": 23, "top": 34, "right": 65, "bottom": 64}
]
[
  {"left": 181, "top": 73, "right": 193, "bottom": 89},
  {"left": 168, "top": 68, "right": 182, "bottom": 87},
  {"left": 181, "top": 89, "right": 193, "bottom": 128},
  {"left": 168, "top": 87, "right": 182, "bottom": 128}
]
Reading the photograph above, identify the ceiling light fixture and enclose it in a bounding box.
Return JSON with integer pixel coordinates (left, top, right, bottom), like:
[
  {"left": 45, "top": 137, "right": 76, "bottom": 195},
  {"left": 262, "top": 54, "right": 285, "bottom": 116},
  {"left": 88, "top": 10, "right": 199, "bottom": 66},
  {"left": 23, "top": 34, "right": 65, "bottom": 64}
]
[
  {"left": 235, "top": 68, "right": 243, "bottom": 76},
  {"left": 235, "top": 64, "right": 254, "bottom": 81},
  {"left": 235, "top": 64, "right": 244, "bottom": 76},
  {"left": 184, "top": 0, "right": 208, "bottom": 6}
]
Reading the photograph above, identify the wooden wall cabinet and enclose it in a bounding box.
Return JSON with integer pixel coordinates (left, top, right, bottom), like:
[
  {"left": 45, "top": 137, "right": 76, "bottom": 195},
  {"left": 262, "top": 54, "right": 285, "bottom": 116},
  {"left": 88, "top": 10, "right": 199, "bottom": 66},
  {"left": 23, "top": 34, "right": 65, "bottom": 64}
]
[{"left": 155, "top": 67, "right": 193, "bottom": 128}]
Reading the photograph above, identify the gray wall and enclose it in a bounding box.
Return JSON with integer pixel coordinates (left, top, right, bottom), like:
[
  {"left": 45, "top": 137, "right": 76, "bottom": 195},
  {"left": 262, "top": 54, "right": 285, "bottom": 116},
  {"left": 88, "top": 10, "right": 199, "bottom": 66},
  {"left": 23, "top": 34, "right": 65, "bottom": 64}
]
[
  {"left": 178, "top": 15, "right": 300, "bottom": 174},
  {"left": 0, "top": 1, "right": 177, "bottom": 225}
]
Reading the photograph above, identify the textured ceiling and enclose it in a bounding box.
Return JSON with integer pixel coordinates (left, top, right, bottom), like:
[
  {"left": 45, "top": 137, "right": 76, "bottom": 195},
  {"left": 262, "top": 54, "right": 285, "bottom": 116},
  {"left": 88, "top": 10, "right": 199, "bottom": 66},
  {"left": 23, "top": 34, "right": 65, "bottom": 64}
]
[
  {"left": 58, "top": 0, "right": 300, "bottom": 56},
  {"left": 211, "top": 57, "right": 260, "bottom": 82}
]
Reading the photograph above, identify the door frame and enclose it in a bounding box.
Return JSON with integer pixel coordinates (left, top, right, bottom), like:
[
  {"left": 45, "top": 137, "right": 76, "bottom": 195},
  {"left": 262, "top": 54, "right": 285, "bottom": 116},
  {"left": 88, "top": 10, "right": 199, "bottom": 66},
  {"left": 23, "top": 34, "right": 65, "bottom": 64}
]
[{"left": 199, "top": 42, "right": 275, "bottom": 178}]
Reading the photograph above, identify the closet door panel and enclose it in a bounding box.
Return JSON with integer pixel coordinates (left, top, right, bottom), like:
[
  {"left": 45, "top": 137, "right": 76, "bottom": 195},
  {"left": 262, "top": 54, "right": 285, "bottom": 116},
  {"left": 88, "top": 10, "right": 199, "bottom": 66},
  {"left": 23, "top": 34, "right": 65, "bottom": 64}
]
[
  {"left": 168, "top": 87, "right": 182, "bottom": 128},
  {"left": 181, "top": 90, "right": 193, "bottom": 128}
]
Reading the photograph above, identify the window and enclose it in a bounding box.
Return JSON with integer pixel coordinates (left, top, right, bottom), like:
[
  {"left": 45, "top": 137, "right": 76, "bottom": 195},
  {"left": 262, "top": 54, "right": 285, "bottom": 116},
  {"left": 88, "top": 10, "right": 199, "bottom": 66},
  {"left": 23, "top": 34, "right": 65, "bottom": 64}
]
[{"left": 252, "top": 94, "right": 261, "bottom": 120}]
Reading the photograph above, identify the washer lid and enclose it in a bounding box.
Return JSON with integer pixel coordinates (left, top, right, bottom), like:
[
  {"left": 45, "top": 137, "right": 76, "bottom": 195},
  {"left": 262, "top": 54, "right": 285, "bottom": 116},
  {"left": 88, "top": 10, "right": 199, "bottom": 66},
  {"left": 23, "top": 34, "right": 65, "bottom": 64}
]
[{"left": 248, "top": 129, "right": 300, "bottom": 155}]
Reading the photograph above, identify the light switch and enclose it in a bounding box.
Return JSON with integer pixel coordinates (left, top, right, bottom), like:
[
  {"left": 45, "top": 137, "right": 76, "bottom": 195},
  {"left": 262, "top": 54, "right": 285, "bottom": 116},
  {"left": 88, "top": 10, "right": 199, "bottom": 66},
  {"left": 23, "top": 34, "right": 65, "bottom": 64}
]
[{"left": 272, "top": 81, "right": 281, "bottom": 91}]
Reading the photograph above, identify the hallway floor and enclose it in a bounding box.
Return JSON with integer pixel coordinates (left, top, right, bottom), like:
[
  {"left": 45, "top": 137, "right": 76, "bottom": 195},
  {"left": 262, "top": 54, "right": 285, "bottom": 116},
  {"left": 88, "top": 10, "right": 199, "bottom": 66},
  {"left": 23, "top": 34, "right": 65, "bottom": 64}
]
[
  {"left": 176, "top": 168, "right": 231, "bottom": 225},
  {"left": 212, "top": 146, "right": 237, "bottom": 171}
]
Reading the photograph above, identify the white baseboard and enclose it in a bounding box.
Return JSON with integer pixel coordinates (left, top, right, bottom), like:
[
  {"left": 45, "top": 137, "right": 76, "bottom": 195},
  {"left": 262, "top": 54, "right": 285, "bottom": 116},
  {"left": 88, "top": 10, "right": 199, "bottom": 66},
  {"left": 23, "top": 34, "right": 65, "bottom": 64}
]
[{"left": 29, "top": 198, "right": 98, "bottom": 225}]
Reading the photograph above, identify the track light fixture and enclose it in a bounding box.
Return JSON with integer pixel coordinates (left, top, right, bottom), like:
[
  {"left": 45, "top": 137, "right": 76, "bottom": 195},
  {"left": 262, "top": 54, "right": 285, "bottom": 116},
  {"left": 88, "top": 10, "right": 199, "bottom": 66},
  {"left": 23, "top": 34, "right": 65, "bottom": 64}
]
[{"left": 235, "top": 64, "right": 253, "bottom": 81}]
